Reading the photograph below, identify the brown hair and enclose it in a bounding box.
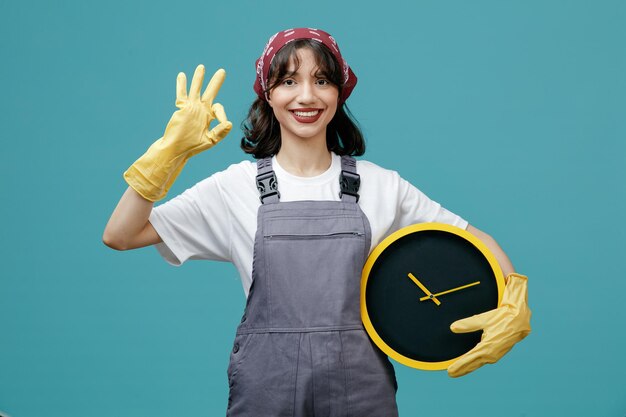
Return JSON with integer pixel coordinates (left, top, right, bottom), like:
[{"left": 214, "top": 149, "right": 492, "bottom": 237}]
[{"left": 241, "top": 39, "right": 365, "bottom": 159}]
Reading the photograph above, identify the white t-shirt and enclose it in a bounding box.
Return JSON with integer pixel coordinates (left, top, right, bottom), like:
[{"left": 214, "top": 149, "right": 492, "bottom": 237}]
[{"left": 149, "top": 152, "right": 468, "bottom": 297}]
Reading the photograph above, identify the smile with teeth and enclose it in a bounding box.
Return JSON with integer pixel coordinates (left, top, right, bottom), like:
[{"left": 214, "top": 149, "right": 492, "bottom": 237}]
[
  {"left": 289, "top": 108, "right": 324, "bottom": 124},
  {"left": 291, "top": 110, "right": 321, "bottom": 117}
]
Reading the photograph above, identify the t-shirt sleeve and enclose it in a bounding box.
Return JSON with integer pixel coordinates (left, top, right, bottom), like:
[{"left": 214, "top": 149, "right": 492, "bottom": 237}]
[
  {"left": 392, "top": 173, "right": 469, "bottom": 231},
  {"left": 148, "top": 174, "right": 232, "bottom": 266}
]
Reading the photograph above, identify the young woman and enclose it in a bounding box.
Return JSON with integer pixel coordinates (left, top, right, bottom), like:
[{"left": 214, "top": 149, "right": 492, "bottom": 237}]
[{"left": 103, "top": 28, "right": 530, "bottom": 416}]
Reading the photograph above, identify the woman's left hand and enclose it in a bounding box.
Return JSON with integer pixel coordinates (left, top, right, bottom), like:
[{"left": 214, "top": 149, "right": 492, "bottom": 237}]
[{"left": 447, "top": 273, "right": 532, "bottom": 378}]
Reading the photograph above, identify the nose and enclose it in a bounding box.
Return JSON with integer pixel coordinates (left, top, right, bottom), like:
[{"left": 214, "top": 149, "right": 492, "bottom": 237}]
[{"left": 296, "top": 80, "right": 315, "bottom": 104}]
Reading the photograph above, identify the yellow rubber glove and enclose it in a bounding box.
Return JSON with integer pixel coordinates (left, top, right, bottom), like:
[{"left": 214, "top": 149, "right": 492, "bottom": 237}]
[
  {"left": 124, "top": 65, "right": 232, "bottom": 201},
  {"left": 447, "top": 273, "right": 531, "bottom": 378}
]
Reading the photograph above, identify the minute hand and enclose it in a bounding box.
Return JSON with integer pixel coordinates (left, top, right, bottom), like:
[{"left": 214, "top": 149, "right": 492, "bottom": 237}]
[{"left": 419, "top": 281, "right": 481, "bottom": 302}]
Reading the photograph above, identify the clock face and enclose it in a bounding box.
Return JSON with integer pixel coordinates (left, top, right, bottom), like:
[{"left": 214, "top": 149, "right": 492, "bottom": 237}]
[{"left": 361, "top": 223, "right": 505, "bottom": 370}]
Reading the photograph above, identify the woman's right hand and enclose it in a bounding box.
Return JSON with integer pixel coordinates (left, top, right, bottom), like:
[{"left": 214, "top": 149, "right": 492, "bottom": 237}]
[
  {"left": 165, "top": 65, "right": 232, "bottom": 157},
  {"left": 123, "top": 65, "right": 232, "bottom": 202}
]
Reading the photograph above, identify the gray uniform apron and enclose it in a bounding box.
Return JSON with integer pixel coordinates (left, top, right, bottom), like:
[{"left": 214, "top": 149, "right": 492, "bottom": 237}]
[{"left": 226, "top": 155, "right": 398, "bottom": 417}]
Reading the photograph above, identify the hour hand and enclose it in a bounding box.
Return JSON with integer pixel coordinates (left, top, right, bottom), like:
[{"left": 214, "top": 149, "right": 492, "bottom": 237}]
[{"left": 407, "top": 273, "right": 441, "bottom": 306}]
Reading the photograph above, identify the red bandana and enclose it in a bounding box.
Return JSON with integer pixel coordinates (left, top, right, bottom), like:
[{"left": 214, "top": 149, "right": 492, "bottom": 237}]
[{"left": 253, "top": 28, "right": 357, "bottom": 103}]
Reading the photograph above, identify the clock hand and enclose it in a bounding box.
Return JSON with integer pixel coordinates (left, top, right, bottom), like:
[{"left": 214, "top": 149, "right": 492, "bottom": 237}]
[
  {"left": 407, "top": 273, "right": 441, "bottom": 306},
  {"left": 419, "top": 281, "right": 481, "bottom": 302}
]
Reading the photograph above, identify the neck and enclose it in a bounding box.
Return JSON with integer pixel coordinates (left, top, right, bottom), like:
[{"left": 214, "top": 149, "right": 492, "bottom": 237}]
[{"left": 276, "top": 139, "right": 332, "bottom": 177}]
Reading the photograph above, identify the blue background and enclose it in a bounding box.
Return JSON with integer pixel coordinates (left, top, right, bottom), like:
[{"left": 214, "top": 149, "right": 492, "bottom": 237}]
[{"left": 1, "top": 0, "right": 625, "bottom": 416}]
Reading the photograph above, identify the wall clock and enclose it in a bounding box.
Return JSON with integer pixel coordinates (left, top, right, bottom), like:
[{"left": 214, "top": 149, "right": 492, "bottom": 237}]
[{"left": 361, "top": 223, "right": 505, "bottom": 370}]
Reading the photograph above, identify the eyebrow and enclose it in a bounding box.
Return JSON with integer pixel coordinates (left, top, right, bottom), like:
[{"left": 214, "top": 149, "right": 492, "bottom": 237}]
[{"left": 283, "top": 68, "right": 328, "bottom": 79}]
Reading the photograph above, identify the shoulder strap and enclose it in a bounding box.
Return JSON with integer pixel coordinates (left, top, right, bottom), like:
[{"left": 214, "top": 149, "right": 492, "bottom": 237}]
[
  {"left": 256, "top": 157, "right": 280, "bottom": 204},
  {"left": 257, "top": 155, "right": 359, "bottom": 203},
  {"left": 339, "top": 155, "right": 360, "bottom": 203}
]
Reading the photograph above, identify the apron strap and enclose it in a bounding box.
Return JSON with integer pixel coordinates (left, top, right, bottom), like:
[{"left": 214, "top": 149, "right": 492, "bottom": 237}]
[
  {"left": 256, "top": 157, "right": 280, "bottom": 204},
  {"left": 256, "top": 155, "right": 360, "bottom": 204},
  {"left": 339, "top": 155, "right": 360, "bottom": 203}
]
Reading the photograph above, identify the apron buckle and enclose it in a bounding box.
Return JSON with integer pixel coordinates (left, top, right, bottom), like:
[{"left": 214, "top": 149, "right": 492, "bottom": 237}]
[
  {"left": 339, "top": 170, "right": 360, "bottom": 202},
  {"left": 256, "top": 171, "right": 281, "bottom": 203}
]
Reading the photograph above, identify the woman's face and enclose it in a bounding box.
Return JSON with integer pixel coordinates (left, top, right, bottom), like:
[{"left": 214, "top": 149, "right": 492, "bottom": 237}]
[{"left": 267, "top": 47, "right": 339, "bottom": 146}]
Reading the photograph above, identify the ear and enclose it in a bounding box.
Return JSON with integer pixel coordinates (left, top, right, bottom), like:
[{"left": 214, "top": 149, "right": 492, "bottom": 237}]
[{"left": 266, "top": 92, "right": 273, "bottom": 108}]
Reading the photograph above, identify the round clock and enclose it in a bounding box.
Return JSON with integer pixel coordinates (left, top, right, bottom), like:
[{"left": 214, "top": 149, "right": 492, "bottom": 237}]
[{"left": 361, "top": 222, "right": 506, "bottom": 370}]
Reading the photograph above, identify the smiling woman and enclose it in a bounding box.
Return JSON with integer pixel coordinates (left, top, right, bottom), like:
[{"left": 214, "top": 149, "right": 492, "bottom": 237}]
[{"left": 103, "top": 27, "right": 530, "bottom": 417}]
